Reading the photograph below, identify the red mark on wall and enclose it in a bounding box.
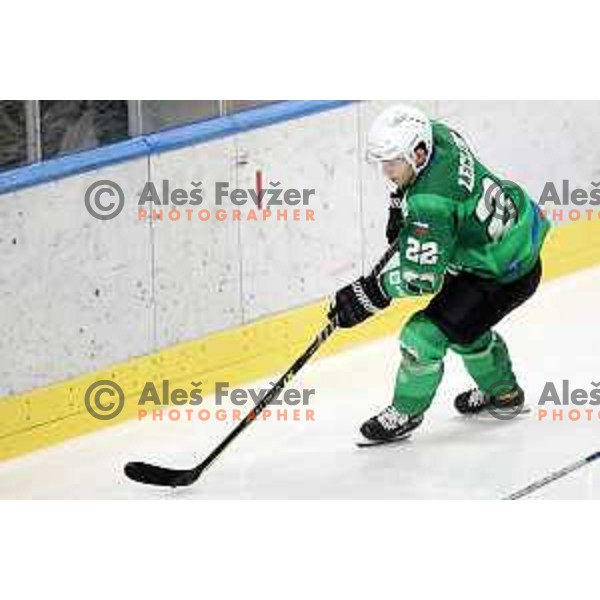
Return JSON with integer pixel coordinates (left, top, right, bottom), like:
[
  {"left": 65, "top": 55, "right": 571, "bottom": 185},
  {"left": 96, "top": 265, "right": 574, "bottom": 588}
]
[{"left": 255, "top": 169, "right": 263, "bottom": 209}]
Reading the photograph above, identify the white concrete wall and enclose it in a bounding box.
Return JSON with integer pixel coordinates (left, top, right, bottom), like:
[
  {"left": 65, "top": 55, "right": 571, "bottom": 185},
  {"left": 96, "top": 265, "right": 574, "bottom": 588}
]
[
  {"left": 1, "top": 101, "right": 599, "bottom": 395},
  {"left": 149, "top": 136, "right": 241, "bottom": 349},
  {"left": 0, "top": 158, "right": 153, "bottom": 395},
  {"left": 434, "top": 101, "right": 600, "bottom": 201}
]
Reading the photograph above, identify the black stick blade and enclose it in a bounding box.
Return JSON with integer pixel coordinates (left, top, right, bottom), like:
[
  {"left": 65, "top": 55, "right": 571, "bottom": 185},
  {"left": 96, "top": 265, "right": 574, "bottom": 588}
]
[{"left": 124, "top": 461, "right": 199, "bottom": 487}]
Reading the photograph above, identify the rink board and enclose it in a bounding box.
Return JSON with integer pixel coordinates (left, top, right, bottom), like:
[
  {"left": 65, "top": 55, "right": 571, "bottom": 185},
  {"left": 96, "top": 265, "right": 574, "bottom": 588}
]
[{"left": 0, "top": 216, "right": 599, "bottom": 460}]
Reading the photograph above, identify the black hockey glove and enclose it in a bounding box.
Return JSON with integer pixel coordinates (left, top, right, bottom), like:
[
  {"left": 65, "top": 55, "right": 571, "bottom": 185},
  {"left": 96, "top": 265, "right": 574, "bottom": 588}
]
[
  {"left": 329, "top": 273, "right": 391, "bottom": 328},
  {"left": 386, "top": 189, "right": 406, "bottom": 245}
]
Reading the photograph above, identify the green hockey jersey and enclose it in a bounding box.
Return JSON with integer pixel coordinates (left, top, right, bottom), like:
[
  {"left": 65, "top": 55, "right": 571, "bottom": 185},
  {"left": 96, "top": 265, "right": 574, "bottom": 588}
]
[{"left": 381, "top": 121, "right": 551, "bottom": 298}]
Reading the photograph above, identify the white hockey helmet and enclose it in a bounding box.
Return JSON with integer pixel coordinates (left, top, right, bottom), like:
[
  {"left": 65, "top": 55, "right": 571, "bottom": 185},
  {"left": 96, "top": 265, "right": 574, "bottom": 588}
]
[{"left": 366, "top": 104, "right": 433, "bottom": 175}]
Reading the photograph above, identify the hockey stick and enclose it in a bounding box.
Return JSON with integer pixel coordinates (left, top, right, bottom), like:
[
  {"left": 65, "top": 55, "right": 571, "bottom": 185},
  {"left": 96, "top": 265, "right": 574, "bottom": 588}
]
[
  {"left": 503, "top": 450, "right": 600, "bottom": 500},
  {"left": 124, "top": 243, "right": 398, "bottom": 487}
]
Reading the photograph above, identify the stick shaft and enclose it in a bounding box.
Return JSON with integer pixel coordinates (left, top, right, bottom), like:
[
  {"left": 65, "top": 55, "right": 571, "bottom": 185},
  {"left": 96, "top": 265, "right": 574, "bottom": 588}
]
[
  {"left": 194, "top": 244, "right": 397, "bottom": 477},
  {"left": 504, "top": 451, "right": 600, "bottom": 500}
]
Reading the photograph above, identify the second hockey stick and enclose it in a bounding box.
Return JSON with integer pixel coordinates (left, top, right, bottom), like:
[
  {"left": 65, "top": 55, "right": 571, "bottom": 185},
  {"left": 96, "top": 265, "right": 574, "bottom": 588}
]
[{"left": 503, "top": 450, "right": 600, "bottom": 499}]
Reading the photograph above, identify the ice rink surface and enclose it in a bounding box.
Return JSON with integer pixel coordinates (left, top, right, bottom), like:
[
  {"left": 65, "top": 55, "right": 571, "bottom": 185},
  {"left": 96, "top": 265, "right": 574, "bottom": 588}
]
[{"left": 1, "top": 266, "right": 599, "bottom": 500}]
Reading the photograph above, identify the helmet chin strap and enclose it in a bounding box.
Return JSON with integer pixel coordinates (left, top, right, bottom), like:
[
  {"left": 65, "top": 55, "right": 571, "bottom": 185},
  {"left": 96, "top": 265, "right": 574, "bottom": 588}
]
[{"left": 402, "top": 151, "right": 418, "bottom": 174}]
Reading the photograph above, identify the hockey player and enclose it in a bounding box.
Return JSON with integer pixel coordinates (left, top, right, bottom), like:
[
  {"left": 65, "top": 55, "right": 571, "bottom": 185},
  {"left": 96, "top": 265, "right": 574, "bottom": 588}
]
[{"left": 330, "top": 104, "right": 551, "bottom": 442}]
